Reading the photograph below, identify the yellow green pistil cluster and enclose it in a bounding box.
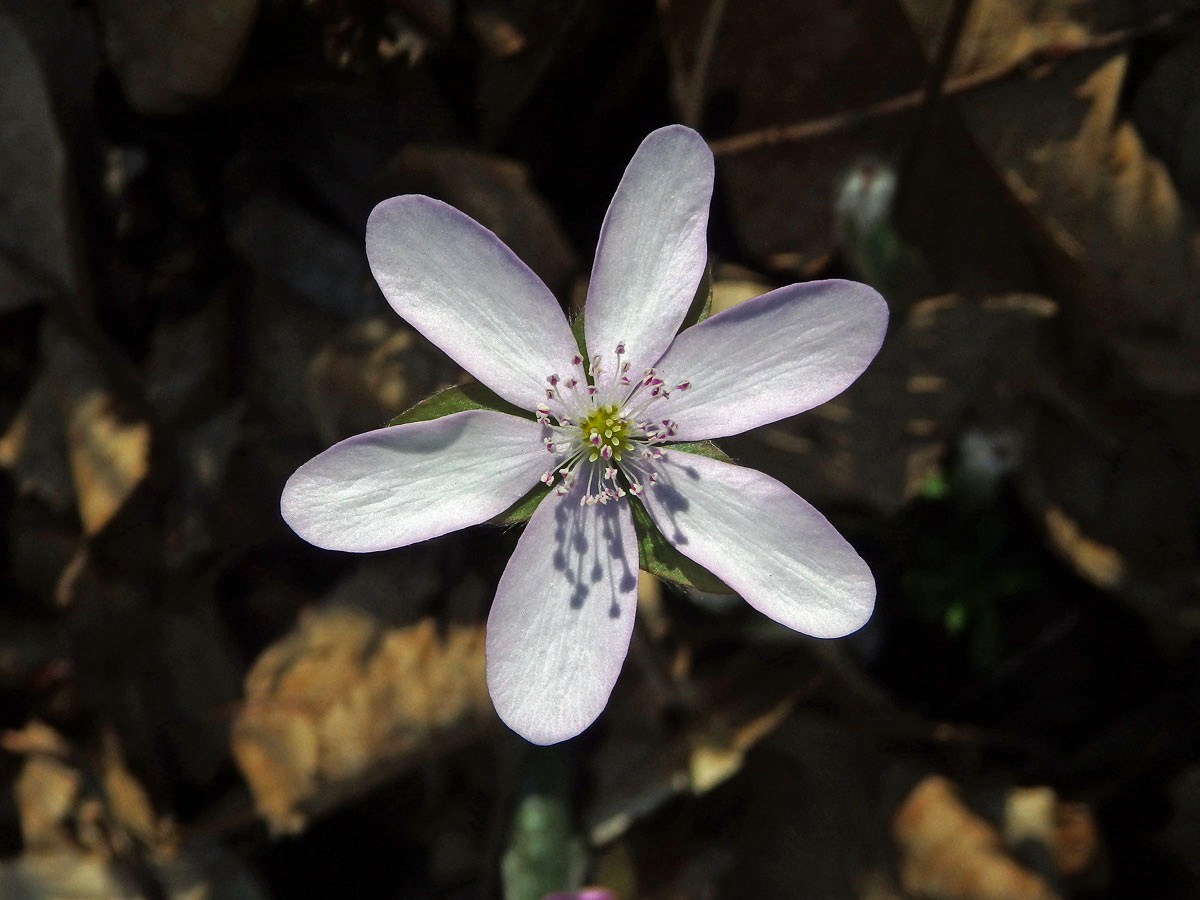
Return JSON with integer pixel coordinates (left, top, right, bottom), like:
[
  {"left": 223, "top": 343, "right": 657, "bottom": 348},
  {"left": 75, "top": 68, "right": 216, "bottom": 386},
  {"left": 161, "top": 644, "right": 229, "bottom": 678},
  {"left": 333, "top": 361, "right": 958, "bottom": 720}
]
[
  {"left": 535, "top": 345, "right": 691, "bottom": 505},
  {"left": 581, "top": 404, "right": 634, "bottom": 462}
]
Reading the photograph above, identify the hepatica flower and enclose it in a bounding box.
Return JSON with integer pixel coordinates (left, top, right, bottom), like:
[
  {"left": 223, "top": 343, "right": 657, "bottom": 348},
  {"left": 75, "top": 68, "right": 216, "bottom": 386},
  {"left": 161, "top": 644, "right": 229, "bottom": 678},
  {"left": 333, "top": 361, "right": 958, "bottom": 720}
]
[{"left": 281, "top": 126, "right": 888, "bottom": 745}]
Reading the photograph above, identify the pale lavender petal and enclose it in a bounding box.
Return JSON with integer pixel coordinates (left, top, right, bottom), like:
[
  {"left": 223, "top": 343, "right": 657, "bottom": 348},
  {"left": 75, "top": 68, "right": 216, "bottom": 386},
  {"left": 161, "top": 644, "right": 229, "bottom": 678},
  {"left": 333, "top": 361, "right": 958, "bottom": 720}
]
[
  {"left": 640, "top": 449, "right": 874, "bottom": 638},
  {"left": 281, "top": 410, "right": 547, "bottom": 552},
  {"left": 487, "top": 476, "right": 639, "bottom": 745},
  {"left": 584, "top": 125, "right": 713, "bottom": 391},
  {"left": 653, "top": 279, "right": 888, "bottom": 440},
  {"left": 366, "top": 196, "right": 580, "bottom": 412}
]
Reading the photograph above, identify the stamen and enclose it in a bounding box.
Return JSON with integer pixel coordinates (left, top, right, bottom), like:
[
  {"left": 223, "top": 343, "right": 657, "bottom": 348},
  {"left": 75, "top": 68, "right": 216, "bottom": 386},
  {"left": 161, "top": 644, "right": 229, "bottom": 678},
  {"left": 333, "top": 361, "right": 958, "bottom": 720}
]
[{"left": 536, "top": 361, "right": 693, "bottom": 507}]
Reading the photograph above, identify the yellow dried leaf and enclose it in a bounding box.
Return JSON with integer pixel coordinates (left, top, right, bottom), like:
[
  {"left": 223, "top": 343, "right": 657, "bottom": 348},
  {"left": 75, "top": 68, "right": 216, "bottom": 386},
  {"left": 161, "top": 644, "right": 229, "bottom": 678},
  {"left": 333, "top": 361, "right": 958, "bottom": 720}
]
[
  {"left": 65, "top": 390, "right": 150, "bottom": 536},
  {"left": 894, "top": 776, "right": 1059, "bottom": 900},
  {"left": 232, "top": 604, "right": 492, "bottom": 834}
]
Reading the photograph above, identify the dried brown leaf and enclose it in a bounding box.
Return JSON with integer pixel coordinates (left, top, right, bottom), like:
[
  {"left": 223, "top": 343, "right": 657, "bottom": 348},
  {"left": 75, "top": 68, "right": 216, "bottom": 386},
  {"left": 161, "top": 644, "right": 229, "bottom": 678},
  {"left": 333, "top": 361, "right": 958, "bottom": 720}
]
[
  {"left": 0, "top": 14, "right": 80, "bottom": 309},
  {"left": 0, "top": 841, "right": 266, "bottom": 900},
  {"left": 13, "top": 745, "right": 80, "bottom": 852},
  {"left": 898, "top": 0, "right": 1178, "bottom": 78},
  {"left": 661, "top": 0, "right": 928, "bottom": 272},
  {"left": 0, "top": 368, "right": 74, "bottom": 513},
  {"left": 896, "top": 0, "right": 1200, "bottom": 394},
  {"left": 894, "top": 775, "right": 1060, "bottom": 900},
  {"left": 233, "top": 598, "right": 493, "bottom": 834},
  {"left": 25, "top": 325, "right": 152, "bottom": 537},
  {"left": 1042, "top": 505, "right": 1127, "bottom": 590},
  {"left": 64, "top": 391, "right": 150, "bottom": 536},
  {"left": 966, "top": 53, "right": 1200, "bottom": 390},
  {"left": 306, "top": 316, "right": 461, "bottom": 444},
  {"left": 94, "top": 0, "right": 260, "bottom": 114}
]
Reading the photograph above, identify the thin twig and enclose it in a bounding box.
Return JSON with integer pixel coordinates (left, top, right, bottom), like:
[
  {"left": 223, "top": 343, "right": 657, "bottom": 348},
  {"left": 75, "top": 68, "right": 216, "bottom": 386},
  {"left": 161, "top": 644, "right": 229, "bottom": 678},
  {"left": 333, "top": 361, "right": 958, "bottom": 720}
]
[
  {"left": 681, "top": 0, "right": 729, "bottom": 127},
  {"left": 709, "top": 9, "right": 1195, "bottom": 156},
  {"left": 658, "top": 0, "right": 729, "bottom": 127},
  {"left": 895, "top": 0, "right": 976, "bottom": 207},
  {"left": 918, "top": 0, "right": 976, "bottom": 109}
]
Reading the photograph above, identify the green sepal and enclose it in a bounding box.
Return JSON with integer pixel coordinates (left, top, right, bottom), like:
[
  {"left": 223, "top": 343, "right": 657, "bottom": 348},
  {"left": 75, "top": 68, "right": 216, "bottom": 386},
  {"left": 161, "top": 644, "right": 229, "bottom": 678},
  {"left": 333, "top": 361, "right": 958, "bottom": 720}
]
[
  {"left": 679, "top": 258, "right": 713, "bottom": 331},
  {"left": 569, "top": 313, "right": 588, "bottom": 367},
  {"left": 629, "top": 436, "right": 734, "bottom": 593},
  {"left": 387, "top": 383, "right": 546, "bottom": 526},
  {"left": 629, "top": 496, "right": 732, "bottom": 595},
  {"left": 387, "top": 381, "right": 531, "bottom": 427},
  {"left": 666, "top": 438, "right": 734, "bottom": 464},
  {"left": 489, "top": 482, "right": 552, "bottom": 526}
]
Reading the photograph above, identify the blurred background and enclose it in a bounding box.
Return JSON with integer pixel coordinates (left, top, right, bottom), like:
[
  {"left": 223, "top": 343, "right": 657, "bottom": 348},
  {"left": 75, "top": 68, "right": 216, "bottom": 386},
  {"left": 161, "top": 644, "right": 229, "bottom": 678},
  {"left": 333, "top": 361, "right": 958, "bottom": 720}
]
[{"left": 1, "top": 0, "right": 1200, "bottom": 897}]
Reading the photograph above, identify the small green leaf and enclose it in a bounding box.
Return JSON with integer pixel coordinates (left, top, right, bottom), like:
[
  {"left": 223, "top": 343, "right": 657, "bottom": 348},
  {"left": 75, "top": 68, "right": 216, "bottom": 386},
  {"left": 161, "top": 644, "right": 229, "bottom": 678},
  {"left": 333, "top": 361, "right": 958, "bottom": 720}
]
[
  {"left": 632, "top": 437, "right": 734, "bottom": 592},
  {"left": 390, "top": 385, "right": 552, "bottom": 526},
  {"left": 569, "top": 313, "right": 588, "bottom": 366},
  {"left": 490, "top": 482, "right": 551, "bottom": 526},
  {"left": 943, "top": 602, "right": 968, "bottom": 635},
  {"left": 920, "top": 468, "right": 950, "bottom": 500},
  {"left": 387, "top": 381, "right": 530, "bottom": 427},
  {"left": 629, "top": 497, "right": 732, "bottom": 594},
  {"left": 668, "top": 439, "right": 734, "bottom": 464},
  {"left": 679, "top": 259, "right": 713, "bottom": 331}
]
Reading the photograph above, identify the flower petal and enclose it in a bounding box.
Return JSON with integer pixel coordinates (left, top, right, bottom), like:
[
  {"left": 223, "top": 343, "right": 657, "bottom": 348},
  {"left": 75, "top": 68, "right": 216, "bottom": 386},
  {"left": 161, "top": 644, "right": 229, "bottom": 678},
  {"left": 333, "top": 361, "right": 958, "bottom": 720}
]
[
  {"left": 487, "top": 476, "right": 639, "bottom": 744},
  {"left": 653, "top": 279, "right": 888, "bottom": 440},
  {"left": 639, "top": 449, "right": 874, "bottom": 638},
  {"left": 281, "top": 410, "right": 547, "bottom": 552},
  {"left": 366, "top": 195, "right": 580, "bottom": 412},
  {"left": 584, "top": 125, "right": 713, "bottom": 391}
]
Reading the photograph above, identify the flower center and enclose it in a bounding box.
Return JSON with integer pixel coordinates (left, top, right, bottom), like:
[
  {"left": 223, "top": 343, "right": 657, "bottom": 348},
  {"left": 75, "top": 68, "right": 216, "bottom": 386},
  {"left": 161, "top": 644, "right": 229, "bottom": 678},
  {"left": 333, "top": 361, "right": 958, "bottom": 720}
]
[
  {"left": 579, "top": 404, "right": 632, "bottom": 462},
  {"left": 534, "top": 343, "right": 691, "bottom": 506}
]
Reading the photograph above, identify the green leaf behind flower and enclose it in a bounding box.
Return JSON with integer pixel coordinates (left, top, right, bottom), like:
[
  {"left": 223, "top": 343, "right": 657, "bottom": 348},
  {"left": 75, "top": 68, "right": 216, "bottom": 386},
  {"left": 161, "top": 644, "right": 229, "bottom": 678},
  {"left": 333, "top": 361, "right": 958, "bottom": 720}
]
[
  {"left": 387, "top": 381, "right": 531, "bottom": 427},
  {"left": 629, "top": 495, "right": 731, "bottom": 595},
  {"left": 666, "top": 439, "right": 734, "bottom": 465},
  {"left": 491, "top": 481, "right": 552, "bottom": 526},
  {"left": 629, "top": 437, "right": 734, "bottom": 594},
  {"left": 388, "top": 383, "right": 549, "bottom": 526},
  {"left": 679, "top": 258, "right": 713, "bottom": 331}
]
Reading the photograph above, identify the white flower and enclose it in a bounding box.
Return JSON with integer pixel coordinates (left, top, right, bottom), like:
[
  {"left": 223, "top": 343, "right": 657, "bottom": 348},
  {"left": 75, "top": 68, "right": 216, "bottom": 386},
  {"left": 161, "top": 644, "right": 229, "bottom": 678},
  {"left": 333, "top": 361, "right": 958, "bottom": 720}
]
[{"left": 281, "top": 125, "right": 888, "bottom": 744}]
